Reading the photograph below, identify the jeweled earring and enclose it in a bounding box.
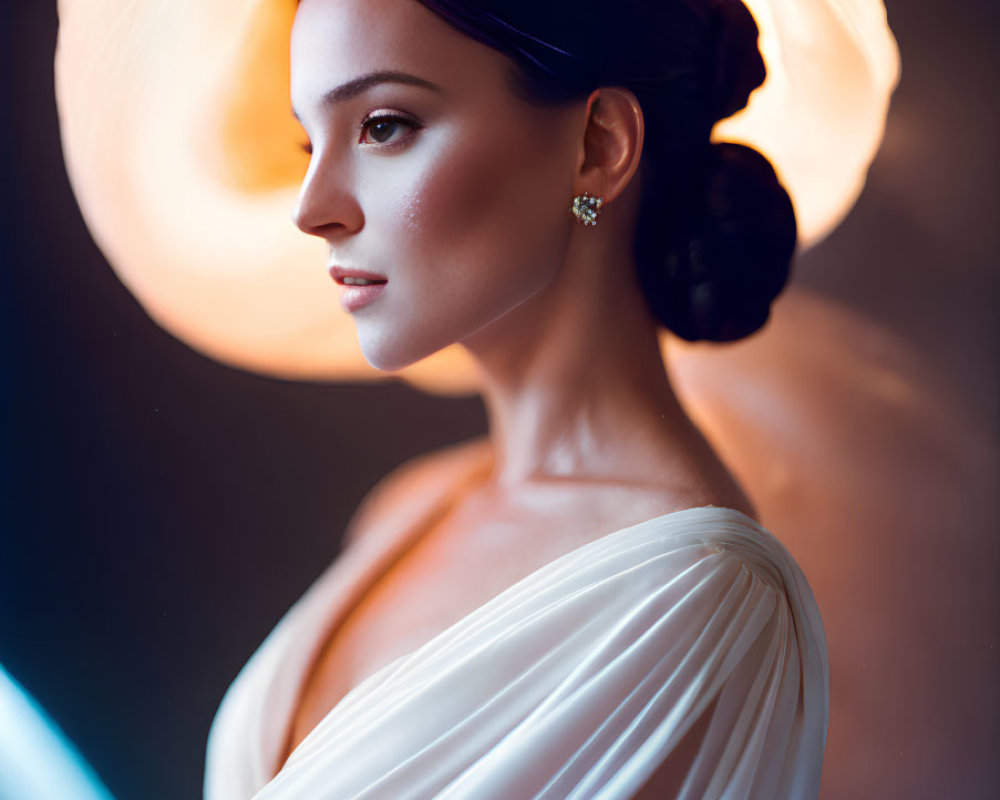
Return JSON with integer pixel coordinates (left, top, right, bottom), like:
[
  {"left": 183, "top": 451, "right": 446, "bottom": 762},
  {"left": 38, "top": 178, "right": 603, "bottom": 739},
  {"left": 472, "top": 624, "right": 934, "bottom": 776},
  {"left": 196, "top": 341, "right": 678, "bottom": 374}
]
[{"left": 571, "top": 192, "right": 604, "bottom": 227}]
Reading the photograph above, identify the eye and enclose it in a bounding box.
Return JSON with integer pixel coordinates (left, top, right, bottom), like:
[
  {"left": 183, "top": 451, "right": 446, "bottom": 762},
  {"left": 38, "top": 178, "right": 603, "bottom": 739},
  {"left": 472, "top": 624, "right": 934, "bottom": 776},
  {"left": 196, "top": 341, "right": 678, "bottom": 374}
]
[{"left": 360, "top": 113, "right": 420, "bottom": 147}]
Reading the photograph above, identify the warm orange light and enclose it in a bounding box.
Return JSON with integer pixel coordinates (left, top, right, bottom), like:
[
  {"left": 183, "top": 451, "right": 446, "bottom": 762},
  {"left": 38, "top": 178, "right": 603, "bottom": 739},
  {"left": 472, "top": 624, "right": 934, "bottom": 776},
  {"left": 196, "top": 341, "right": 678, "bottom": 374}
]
[
  {"left": 55, "top": 0, "right": 899, "bottom": 388},
  {"left": 717, "top": 0, "right": 900, "bottom": 245}
]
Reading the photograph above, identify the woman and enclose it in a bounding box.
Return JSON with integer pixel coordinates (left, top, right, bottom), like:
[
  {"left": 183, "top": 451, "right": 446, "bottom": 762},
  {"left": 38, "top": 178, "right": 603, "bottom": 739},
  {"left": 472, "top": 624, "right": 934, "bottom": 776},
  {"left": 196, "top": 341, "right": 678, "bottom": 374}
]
[{"left": 204, "top": 1, "right": 827, "bottom": 797}]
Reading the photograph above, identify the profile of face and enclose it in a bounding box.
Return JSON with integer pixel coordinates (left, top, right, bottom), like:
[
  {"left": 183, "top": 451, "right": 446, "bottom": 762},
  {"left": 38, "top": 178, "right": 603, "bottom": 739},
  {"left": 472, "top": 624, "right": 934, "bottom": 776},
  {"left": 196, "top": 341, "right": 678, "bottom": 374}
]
[{"left": 291, "top": 0, "right": 588, "bottom": 371}]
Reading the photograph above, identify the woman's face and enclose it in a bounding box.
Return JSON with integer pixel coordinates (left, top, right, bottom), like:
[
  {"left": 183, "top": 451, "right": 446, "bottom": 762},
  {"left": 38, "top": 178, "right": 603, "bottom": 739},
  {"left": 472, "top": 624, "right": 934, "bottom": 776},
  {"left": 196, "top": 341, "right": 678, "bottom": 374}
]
[{"left": 291, "top": 0, "right": 585, "bottom": 371}]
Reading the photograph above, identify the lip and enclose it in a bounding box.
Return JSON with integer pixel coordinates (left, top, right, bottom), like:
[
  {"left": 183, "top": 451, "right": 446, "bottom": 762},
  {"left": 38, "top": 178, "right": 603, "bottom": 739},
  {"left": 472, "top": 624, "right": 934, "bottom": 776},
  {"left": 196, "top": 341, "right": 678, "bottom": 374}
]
[{"left": 329, "top": 265, "right": 388, "bottom": 313}]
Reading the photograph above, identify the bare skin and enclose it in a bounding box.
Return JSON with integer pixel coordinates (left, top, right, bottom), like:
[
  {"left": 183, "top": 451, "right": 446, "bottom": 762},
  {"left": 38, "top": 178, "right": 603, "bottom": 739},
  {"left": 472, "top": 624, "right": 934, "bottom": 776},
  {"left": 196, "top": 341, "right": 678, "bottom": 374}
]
[{"left": 285, "top": 0, "right": 756, "bottom": 792}]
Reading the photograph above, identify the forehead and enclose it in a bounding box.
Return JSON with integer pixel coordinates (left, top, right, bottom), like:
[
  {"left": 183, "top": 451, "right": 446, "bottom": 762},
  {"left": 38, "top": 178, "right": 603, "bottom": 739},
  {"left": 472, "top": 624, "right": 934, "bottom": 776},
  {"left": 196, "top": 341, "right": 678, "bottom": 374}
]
[{"left": 291, "top": 0, "right": 512, "bottom": 112}]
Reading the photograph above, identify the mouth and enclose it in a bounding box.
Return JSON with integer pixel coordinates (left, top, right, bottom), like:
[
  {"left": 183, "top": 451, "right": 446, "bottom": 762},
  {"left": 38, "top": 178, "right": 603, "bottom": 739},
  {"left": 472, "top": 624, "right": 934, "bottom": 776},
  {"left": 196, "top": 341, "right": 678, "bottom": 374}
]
[
  {"left": 340, "top": 276, "right": 385, "bottom": 286},
  {"left": 329, "top": 265, "right": 388, "bottom": 313},
  {"left": 329, "top": 265, "right": 388, "bottom": 286}
]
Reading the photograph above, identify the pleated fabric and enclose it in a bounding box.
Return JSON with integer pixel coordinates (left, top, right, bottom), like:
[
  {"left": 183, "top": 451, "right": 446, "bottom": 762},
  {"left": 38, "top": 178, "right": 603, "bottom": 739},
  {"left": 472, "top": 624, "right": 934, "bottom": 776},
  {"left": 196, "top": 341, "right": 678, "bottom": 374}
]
[{"left": 205, "top": 507, "right": 827, "bottom": 800}]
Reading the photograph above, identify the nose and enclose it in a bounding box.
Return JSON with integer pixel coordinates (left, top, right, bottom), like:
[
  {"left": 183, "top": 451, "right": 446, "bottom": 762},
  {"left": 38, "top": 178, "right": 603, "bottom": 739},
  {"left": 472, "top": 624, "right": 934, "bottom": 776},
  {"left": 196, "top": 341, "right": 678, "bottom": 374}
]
[{"left": 292, "top": 155, "right": 364, "bottom": 238}]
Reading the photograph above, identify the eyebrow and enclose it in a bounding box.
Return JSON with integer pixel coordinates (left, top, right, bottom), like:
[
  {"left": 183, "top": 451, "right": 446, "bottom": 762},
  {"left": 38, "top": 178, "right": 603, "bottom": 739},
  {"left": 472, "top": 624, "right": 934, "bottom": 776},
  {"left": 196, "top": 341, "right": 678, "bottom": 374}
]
[{"left": 293, "top": 70, "right": 443, "bottom": 120}]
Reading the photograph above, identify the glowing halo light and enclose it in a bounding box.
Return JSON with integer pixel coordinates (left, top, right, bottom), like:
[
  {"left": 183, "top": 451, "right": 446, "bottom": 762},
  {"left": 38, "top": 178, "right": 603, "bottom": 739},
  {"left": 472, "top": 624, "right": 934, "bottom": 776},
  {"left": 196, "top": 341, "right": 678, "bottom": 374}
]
[{"left": 55, "top": 0, "right": 899, "bottom": 391}]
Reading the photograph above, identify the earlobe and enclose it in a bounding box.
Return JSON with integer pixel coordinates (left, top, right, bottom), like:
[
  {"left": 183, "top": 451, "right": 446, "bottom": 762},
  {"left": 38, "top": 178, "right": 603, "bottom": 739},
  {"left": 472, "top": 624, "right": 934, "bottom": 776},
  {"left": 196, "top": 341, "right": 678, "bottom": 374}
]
[{"left": 576, "top": 87, "right": 645, "bottom": 205}]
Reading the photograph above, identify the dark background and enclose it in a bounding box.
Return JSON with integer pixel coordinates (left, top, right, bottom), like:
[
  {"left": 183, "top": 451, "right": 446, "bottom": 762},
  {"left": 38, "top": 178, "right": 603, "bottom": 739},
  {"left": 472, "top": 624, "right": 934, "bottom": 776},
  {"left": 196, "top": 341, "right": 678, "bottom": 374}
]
[{"left": 2, "top": 2, "right": 997, "bottom": 799}]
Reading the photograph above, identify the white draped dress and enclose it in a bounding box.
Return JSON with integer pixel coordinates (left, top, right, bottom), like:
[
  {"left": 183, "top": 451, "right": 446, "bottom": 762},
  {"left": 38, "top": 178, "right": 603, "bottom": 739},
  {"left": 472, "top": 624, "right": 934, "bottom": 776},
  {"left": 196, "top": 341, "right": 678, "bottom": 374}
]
[{"left": 205, "top": 503, "right": 827, "bottom": 800}]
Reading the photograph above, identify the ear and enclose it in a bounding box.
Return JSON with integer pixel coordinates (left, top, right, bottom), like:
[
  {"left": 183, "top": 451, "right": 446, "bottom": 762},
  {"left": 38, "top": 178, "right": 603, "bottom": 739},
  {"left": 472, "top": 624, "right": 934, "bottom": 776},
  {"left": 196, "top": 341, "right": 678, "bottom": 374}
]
[{"left": 575, "top": 87, "right": 645, "bottom": 203}]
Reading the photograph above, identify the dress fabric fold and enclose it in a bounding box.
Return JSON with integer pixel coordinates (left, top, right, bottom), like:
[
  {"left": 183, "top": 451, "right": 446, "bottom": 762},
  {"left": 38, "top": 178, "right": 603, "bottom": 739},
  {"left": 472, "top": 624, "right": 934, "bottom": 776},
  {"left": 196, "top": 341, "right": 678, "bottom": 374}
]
[{"left": 205, "top": 506, "right": 827, "bottom": 799}]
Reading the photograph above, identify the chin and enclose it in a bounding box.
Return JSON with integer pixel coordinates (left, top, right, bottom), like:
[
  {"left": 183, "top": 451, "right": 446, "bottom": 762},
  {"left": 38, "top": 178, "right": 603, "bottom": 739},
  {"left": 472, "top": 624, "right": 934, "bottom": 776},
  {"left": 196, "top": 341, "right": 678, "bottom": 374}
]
[{"left": 356, "top": 329, "right": 442, "bottom": 374}]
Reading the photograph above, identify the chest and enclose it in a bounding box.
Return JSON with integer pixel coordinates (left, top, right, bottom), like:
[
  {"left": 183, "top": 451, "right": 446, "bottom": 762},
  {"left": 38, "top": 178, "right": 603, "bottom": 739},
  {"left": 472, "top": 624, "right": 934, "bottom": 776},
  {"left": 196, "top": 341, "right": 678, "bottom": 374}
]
[
  {"left": 281, "top": 482, "right": 698, "bottom": 761},
  {"left": 283, "top": 514, "right": 568, "bottom": 750}
]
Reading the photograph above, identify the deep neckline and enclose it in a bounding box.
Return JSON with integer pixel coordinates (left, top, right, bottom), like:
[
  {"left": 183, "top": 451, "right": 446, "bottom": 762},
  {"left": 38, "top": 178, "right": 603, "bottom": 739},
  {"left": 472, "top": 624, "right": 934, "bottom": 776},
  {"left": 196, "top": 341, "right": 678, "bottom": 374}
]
[
  {"left": 273, "top": 448, "right": 496, "bottom": 773},
  {"left": 272, "top": 446, "right": 760, "bottom": 777}
]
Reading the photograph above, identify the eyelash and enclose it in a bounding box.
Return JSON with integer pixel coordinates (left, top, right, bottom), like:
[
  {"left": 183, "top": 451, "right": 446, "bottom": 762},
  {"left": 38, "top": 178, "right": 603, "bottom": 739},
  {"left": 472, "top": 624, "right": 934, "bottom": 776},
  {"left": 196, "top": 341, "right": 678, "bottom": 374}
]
[
  {"left": 299, "top": 112, "right": 421, "bottom": 155},
  {"left": 359, "top": 112, "right": 421, "bottom": 147}
]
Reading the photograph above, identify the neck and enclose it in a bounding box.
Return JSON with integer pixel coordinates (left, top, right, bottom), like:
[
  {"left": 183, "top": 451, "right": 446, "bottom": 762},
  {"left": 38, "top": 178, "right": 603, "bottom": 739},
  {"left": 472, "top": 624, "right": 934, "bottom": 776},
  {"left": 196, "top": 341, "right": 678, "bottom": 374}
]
[{"left": 460, "top": 221, "right": 702, "bottom": 491}]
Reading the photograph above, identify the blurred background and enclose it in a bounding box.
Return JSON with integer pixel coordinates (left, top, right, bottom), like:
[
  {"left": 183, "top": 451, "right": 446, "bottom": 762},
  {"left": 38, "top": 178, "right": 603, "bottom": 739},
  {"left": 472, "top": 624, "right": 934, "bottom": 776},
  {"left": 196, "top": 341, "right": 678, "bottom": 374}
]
[{"left": 2, "top": 1, "right": 997, "bottom": 799}]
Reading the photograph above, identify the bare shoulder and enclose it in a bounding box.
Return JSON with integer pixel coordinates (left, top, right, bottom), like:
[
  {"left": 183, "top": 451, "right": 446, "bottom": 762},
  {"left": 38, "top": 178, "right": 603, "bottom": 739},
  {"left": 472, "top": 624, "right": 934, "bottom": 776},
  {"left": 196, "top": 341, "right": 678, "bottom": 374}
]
[{"left": 341, "top": 436, "right": 492, "bottom": 548}]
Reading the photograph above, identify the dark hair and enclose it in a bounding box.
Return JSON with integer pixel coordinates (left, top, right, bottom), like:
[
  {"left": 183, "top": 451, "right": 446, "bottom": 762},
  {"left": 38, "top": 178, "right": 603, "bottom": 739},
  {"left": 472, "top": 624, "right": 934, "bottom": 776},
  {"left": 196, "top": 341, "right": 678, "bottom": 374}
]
[{"left": 415, "top": 0, "right": 796, "bottom": 342}]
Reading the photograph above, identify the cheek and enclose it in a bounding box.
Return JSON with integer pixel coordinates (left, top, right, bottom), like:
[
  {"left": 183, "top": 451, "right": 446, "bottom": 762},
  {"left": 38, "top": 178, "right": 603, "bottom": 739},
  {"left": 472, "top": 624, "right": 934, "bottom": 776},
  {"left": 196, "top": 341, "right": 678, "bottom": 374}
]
[
  {"left": 400, "top": 189, "right": 425, "bottom": 237},
  {"left": 405, "top": 123, "right": 573, "bottom": 294}
]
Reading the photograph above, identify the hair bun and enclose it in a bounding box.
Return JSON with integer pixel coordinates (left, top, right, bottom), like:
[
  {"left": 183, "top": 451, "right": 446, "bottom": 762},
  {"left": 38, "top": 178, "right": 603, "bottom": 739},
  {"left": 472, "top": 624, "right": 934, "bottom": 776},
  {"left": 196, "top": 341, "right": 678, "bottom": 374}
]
[
  {"left": 708, "top": 0, "right": 766, "bottom": 122},
  {"left": 636, "top": 142, "right": 796, "bottom": 342}
]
